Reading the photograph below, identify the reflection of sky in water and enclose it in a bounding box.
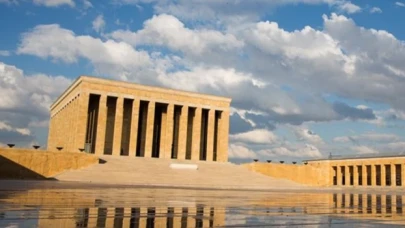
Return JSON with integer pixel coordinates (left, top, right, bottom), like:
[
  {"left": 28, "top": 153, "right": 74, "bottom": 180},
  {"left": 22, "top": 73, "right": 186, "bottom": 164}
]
[{"left": 1, "top": 185, "right": 405, "bottom": 227}]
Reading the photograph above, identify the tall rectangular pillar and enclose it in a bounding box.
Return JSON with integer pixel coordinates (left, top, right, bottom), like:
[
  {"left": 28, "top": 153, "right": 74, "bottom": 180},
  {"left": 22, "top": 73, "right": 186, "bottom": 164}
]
[
  {"left": 217, "top": 110, "right": 230, "bottom": 162},
  {"left": 128, "top": 99, "right": 140, "bottom": 157},
  {"left": 144, "top": 101, "right": 155, "bottom": 158},
  {"left": 381, "top": 164, "right": 387, "bottom": 186},
  {"left": 362, "top": 165, "right": 367, "bottom": 186},
  {"left": 112, "top": 97, "right": 124, "bottom": 156},
  {"left": 95, "top": 95, "right": 107, "bottom": 155},
  {"left": 177, "top": 105, "right": 188, "bottom": 160},
  {"left": 402, "top": 164, "right": 405, "bottom": 187},
  {"left": 371, "top": 165, "right": 376, "bottom": 186},
  {"left": 206, "top": 109, "right": 215, "bottom": 161},
  {"left": 164, "top": 104, "right": 174, "bottom": 159},
  {"left": 191, "top": 107, "right": 202, "bottom": 161},
  {"left": 336, "top": 166, "right": 342, "bottom": 186},
  {"left": 75, "top": 91, "right": 90, "bottom": 151},
  {"left": 354, "top": 165, "right": 359, "bottom": 186}
]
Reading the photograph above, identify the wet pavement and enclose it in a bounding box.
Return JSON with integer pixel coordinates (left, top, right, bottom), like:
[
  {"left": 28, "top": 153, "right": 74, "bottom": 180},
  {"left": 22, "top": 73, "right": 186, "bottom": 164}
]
[{"left": 0, "top": 181, "right": 405, "bottom": 227}]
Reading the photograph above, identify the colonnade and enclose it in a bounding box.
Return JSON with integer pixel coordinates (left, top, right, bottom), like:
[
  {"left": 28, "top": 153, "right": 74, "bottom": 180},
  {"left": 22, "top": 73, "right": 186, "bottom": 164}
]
[
  {"left": 332, "top": 163, "right": 404, "bottom": 187},
  {"left": 83, "top": 93, "right": 229, "bottom": 162}
]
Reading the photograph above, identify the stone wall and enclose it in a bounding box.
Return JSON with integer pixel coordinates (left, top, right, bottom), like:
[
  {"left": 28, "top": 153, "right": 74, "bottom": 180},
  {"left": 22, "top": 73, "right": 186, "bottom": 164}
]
[
  {"left": 242, "top": 162, "right": 331, "bottom": 186},
  {"left": 0, "top": 148, "right": 98, "bottom": 179}
]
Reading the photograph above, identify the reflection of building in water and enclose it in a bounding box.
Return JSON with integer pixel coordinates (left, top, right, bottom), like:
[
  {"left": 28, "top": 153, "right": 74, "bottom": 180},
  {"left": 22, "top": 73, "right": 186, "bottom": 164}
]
[
  {"left": 48, "top": 76, "right": 231, "bottom": 162},
  {"left": 38, "top": 205, "right": 226, "bottom": 228},
  {"left": 332, "top": 193, "right": 405, "bottom": 225}
]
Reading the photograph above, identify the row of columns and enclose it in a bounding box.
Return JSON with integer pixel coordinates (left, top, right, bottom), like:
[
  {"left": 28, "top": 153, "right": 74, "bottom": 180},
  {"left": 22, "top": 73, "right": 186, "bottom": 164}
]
[
  {"left": 83, "top": 93, "right": 229, "bottom": 162},
  {"left": 332, "top": 163, "right": 404, "bottom": 187}
]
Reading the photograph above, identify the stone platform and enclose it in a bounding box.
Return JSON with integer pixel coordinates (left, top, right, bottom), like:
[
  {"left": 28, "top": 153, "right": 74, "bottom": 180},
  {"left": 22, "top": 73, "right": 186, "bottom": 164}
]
[{"left": 55, "top": 155, "right": 305, "bottom": 190}]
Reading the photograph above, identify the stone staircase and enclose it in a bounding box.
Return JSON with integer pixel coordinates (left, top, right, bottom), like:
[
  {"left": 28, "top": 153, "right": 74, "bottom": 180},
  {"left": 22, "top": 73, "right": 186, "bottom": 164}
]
[{"left": 54, "top": 155, "right": 304, "bottom": 190}]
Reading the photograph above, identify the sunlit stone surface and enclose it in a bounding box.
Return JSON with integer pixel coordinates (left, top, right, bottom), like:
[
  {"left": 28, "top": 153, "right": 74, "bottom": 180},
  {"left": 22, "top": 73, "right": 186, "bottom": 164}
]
[{"left": 1, "top": 180, "right": 405, "bottom": 227}]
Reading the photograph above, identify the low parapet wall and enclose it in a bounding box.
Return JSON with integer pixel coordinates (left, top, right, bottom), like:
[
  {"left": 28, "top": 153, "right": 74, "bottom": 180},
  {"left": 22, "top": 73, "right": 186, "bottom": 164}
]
[
  {"left": 0, "top": 148, "right": 98, "bottom": 179},
  {"left": 242, "top": 162, "right": 331, "bottom": 186}
]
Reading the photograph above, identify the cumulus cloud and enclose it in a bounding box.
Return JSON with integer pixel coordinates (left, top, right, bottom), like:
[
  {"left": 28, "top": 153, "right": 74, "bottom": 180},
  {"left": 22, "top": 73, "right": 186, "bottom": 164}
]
[
  {"left": 230, "top": 129, "right": 277, "bottom": 144},
  {"left": 0, "top": 61, "right": 71, "bottom": 146},
  {"left": 292, "top": 126, "right": 324, "bottom": 144},
  {"left": 334, "top": 133, "right": 401, "bottom": 143},
  {"left": 351, "top": 145, "right": 378, "bottom": 154},
  {"left": 228, "top": 144, "right": 257, "bottom": 159},
  {"left": 111, "top": 14, "right": 244, "bottom": 59},
  {"left": 395, "top": 2, "right": 405, "bottom": 7},
  {"left": 92, "top": 15, "right": 105, "bottom": 33},
  {"left": 334, "top": 1, "right": 361, "bottom": 14},
  {"left": 258, "top": 144, "right": 322, "bottom": 158},
  {"left": 370, "top": 7, "right": 382, "bottom": 13},
  {"left": 17, "top": 24, "right": 151, "bottom": 80},
  {"left": 33, "top": 0, "right": 75, "bottom": 7}
]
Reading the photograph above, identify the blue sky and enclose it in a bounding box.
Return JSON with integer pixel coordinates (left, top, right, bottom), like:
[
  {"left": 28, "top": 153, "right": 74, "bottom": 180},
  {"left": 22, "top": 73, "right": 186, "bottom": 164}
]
[{"left": 1, "top": 0, "right": 405, "bottom": 163}]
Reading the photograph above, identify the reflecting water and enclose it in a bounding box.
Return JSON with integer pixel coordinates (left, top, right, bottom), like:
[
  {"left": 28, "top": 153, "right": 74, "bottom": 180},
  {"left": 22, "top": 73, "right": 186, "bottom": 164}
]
[{"left": 1, "top": 182, "right": 405, "bottom": 227}]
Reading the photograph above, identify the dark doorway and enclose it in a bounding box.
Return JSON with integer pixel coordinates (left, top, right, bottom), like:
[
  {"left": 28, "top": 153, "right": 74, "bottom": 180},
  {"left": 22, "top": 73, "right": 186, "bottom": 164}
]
[
  {"left": 213, "top": 111, "right": 221, "bottom": 161},
  {"left": 171, "top": 105, "right": 181, "bottom": 159},
  {"left": 120, "top": 99, "right": 133, "bottom": 156},
  {"left": 396, "top": 164, "right": 402, "bottom": 186},
  {"left": 136, "top": 101, "right": 149, "bottom": 157},
  {"left": 104, "top": 96, "right": 117, "bottom": 155},
  {"left": 85, "top": 94, "right": 100, "bottom": 154},
  {"left": 199, "top": 109, "right": 209, "bottom": 161},
  {"left": 151, "top": 103, "right": 167, "bottom": 158},
  {"left": 186, "top": 107, "right": 195, "bottom": 160}
]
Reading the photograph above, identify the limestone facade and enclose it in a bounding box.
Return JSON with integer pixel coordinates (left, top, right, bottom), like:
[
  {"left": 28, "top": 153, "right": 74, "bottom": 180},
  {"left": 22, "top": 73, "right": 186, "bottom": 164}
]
[
  {"left": 245, "top": 155, "right": 405, "bottom": 187},
  {"left": 47, "top": 76, "right": 231, "bottom": 162}
]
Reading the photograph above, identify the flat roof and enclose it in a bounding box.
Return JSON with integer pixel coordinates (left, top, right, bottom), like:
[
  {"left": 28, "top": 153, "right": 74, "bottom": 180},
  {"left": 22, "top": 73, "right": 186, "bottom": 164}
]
[
  {"left": 304, "top": 152, "right": 405, "bottom": 162},
  {"left": 51, "top": 75, "right": 232, "bottom": 109}
]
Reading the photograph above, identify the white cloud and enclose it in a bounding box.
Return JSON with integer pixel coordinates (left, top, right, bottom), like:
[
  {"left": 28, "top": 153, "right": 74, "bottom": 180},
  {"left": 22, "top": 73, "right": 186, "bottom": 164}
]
[
  {"left": 333, "top": 133, "right": 401, "bottom": 143},
  {"left": 228, "top": 144, "right": 257, "bottom": 159},
  {"left": 370, "top": 7, "right": 382, "bottom": 13},
  {"left": 0, "top": 61, "right": 71, "bottom": 145},
  {"left": 111, "top": 14, "right": 244, "bottom": 57},
  {"left": 83, "top": 0, "right": 92, "bottom": 9},
  {"left": 351, "top": 145, "right": 378, "bottom": 154},
  {"left": 230, "top": 129, "right": 277, "bottom": 144},
  {"left": 33, "top": 0, "right": 75, "bottom": 7},
  {"left": 292, "top": 126, "right": 324, "bottom": 144},
  {"left": 17, "top": 24, "right": 151, "bottom": 80},
  {"left": 92, "top": 15, "right": 105, "bottom": 33},
  {"left": 0, "top": 50, "right": 10, "bottom": 56},
  {"left": 258, "top": 144, "right": 322, "bottom": 158},
  {"left": 335, "top": 1, "right": 361, "bottom": 14},
  {"left": 395, "top": 2, "right": 405, "bottom": 7}
]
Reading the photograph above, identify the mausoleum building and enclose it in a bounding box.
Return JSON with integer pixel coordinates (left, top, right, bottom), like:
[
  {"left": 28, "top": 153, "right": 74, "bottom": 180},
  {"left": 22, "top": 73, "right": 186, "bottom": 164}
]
[{"left": 47, "top": 76, "right": 231, "bottom": 162}]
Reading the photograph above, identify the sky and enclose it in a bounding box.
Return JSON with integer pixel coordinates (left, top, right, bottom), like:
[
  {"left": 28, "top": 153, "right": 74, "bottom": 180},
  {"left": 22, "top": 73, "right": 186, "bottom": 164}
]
[{"left": 1, "top": 0, "right": 405, "bottom": 163}]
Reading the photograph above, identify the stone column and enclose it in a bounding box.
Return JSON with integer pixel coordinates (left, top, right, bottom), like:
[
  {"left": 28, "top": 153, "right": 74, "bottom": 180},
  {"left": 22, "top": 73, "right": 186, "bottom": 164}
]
[
  {"left": 206, "top": 109, "right": 215, "bottom": 161},
  {"left": 112, "top": 97, "right": 124, "bottom": 156},
  {"left": 144, "top": 101, "right": 155, "bottom": 158},
  {"left": 402, "top": 164, "right": 405, "bottom": 187},
  {"left": 217, "top": 110, "right": 230, "bottom": 162},
  {"left": 391, "top": 164, "right": 396, "bottom": 187},
  {"left": 164, "top": 103, "right": 174, "bottom": 159},
  {"left": 336, "top": 166, "right": 342, "bottom": 186},
  {"left": 362, "top": 165, "right": 367, "bottom": 186},
  {"left": 95, "top": 95, "right": 107, "bottom": 155},
  {"left": 128, "top": 99, "right": 140, "bottom": 157},
  {"left": 381, "top": 164, "right": 387, "bottom": 186},
  {"left": 371, "top": 165, "right": 376, "bottom": 186},
  {"left": 345, "top": 166, "right": 350, "bottom": 186},
  {"left": 353, "top": 165, "right": 359, "bottom": 186},
  {"left": 177, "top": 105, "right": 188, "bottom": 160},
  {"left": 191, "top": 107, "right": 202, "bottom": 161},
  {"left": 75, "top": 91, "right": 90, "bottom": 151}
]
